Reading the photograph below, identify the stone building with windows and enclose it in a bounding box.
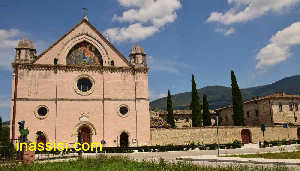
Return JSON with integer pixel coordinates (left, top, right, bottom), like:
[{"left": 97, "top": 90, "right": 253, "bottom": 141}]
[
  {"left": 10, "top": 17, "right": 150, "bottom": 147},
  {"left": 156, "top": 110, "right": 217, "bottom": 128},
  {"left": 216, "top": 92, "right": 300, "bottom": 126}
]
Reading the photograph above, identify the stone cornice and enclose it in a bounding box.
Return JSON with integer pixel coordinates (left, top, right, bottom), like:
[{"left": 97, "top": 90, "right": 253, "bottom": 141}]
[
  {"left": 12, "top": 97, "right": 149, "bottom": 102},
  {"left": 12, "top": 63, "right": 148, "bottom": 73}
]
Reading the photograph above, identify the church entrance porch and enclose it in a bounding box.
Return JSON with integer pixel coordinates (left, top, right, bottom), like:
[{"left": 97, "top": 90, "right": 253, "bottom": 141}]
[
  {"left": 120, "top": 132, "right": 129, "bottom": 147},
  {"left": 241, "top": 129, "right": 252, "bottom": 144}
]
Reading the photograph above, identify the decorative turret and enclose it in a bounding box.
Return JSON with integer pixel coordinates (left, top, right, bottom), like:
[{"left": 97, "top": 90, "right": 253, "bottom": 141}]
[
  {"left": 129, "top": 43, "right": 147, "bottom": 67},
  {"left": 15, "top": 36, "right": 36, "bottom": 63}
]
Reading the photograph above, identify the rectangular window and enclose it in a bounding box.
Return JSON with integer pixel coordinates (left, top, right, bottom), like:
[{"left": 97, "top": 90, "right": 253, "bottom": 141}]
[
  {"left": 255, "top": 110, "right": 259, "bottom": 117},
  {"left": 279, "top": 104, "right": 283, "bottom": 112},
  {"left": 247, "top": 111, "right": 250, "bottom": 118},
  {"left": 289, "top": 103, "right": 293, "bottom": 111},
  {"left": 295, "top": 104, "right": 298, "bottom": 111}
]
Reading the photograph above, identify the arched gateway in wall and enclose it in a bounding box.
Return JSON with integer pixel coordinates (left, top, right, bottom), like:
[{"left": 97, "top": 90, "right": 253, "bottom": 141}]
[{"left": 241, "top": 129, "right": 252, "bottom": 144}]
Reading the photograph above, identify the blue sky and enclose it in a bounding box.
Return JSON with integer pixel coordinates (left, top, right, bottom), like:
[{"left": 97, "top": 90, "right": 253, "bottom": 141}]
[{"left": 1, "top": 0, "right": 300, "bottom": 121}]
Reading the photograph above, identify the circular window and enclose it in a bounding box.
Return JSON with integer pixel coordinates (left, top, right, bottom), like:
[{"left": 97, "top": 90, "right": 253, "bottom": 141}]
[
  {"left": 34, "top": 105, "right": 49, "bottom": 119},
  {"left": 120, "top": 106, "right": 129, "bottom": 115},
  {"left": 77, "top": 78, "right": 92, "bottom": 92},
  {"left": 74, "top": 75, "right": 95, "bottom": 96},
  {"left": 38, "top": 107, "right": 47, "bottom": 116}
]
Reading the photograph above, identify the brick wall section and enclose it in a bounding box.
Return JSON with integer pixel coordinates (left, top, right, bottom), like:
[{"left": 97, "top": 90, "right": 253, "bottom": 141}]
[
  {"left": 23, "top": 150, "right": 35, "bottom": 164},
  {"left": 150, "top": 126, "right": 300, "bottom": 145}
]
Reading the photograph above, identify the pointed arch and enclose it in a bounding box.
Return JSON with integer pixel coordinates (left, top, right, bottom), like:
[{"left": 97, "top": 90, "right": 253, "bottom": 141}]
[
  {"left": 72, "top": 121, "right": 97, "bottom": 136},
  {"left": 120, "top": 131, "right": 129, "bottom": 147},
  {"left": 60, "top": 34, "right": 110, "bottom": 65},
  {"left": 66, "top": 41, "right": 103, "bottom": 65}
]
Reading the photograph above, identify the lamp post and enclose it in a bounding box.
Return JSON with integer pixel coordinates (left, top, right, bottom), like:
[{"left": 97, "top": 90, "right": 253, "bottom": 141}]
[{"left": 216, "top": 115, "right": 220, "bottom": 157}]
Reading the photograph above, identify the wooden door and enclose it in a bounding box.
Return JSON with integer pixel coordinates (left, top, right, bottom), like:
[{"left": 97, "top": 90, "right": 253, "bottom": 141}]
[
  {"left": 120, "top": 132, "right": 129, "bottom": 147},
  {"left": 80, "top": 126, "right": 91, "bottom": 144},
  {"left": 37, "top": 135, "right": 46, "bottom": 147},
  {"left": 241, "top": 129, "right": 251, "bottom": 144}
]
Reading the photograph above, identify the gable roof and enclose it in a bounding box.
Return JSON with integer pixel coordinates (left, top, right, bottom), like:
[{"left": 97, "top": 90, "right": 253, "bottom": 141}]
[{"left": 33, "top": 18, "right": 132, "bottom": 66}]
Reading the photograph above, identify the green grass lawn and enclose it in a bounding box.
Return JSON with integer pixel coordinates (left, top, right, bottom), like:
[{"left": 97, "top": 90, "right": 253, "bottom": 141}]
[
  {"left": 0, "top": 156, "right": 290, "bottom": 171},
  {"left": 225, "top": 151, "right": 300, "bottom": 159}
]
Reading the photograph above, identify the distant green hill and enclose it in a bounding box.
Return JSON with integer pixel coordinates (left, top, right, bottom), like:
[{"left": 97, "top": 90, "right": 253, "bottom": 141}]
[
  {"left": 2, "top": 121, "right": 10, "bottom": 127},
  {"left": 150, "top": 75, "right": 300, "bottom": 110}
]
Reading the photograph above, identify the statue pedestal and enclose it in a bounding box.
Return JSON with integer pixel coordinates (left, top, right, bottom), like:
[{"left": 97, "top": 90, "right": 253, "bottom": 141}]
[{"left": 23, "top": 149, "right": 35, "bottom": 164}]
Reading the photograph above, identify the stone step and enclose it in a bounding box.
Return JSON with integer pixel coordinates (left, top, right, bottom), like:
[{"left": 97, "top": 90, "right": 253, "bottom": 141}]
[{"left": 242, "top": 143, "right": 260, "bottom": 149}]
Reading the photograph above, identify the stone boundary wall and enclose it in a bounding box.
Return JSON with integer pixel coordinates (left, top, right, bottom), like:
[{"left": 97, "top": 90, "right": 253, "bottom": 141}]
[{"left": 150, "top": 126, "right": 300, "bottom": 145}]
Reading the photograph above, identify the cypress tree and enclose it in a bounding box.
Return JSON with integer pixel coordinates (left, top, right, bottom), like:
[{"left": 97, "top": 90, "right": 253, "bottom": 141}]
[
  {"left": 0, "top": 116, "right": 2, "bottom": 141},
  {"left": 231, "top": 70, "right": 245, "bottom": 126},
  {"left": 202, "top": 94, "right": 211, "bottom": 126},
  {"left": 191, "top": 75, "right": 202, "bottom": 127},
  {"left": 167, "top": 90, "right": 175, "bottom": 128},
  {"left": 0, "top": 116, "right": 2, "bottom": 131}
]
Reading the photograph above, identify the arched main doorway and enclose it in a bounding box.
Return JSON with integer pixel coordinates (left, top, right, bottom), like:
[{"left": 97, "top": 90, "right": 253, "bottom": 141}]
[
  {"left": 297, "top": 128, "right": 300, "bottom": 139},
  {"left": 36, "top": 131, "right": 47, "bottom": 147},
  {"left": 241, "top": 129, "right": 252, "bottom": 144},
  {"left": 120, "top": 132, "right": 129, "bottom": 147},
  {"left": 78, "top": 126, "right": 91, "bottom": 144}
]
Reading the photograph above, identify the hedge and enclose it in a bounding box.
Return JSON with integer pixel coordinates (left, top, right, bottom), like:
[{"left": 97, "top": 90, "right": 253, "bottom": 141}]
[{"left": 34, "top": 140, "right": 243, "bottom": 154}]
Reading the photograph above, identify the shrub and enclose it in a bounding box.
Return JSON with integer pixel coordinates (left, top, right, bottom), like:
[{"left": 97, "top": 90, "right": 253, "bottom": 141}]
[{"left": 232, "top": 140, "right": 242, "bottom": 148}]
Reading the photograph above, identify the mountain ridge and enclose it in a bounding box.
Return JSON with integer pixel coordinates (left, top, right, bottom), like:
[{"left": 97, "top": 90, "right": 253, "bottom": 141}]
[{"left": 150, "top": 75, "right": 300, "bottom": 110}]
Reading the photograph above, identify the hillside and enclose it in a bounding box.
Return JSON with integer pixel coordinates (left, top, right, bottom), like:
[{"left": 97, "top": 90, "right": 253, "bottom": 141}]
[
  {"left": 150, "top": 75, "right": 300, "bottom": 110},
  {"left": 2, "top": 121, "right": 10, "bottom": 127}
]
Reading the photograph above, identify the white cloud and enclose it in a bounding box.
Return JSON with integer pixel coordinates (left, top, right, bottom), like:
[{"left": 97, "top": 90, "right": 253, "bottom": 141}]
[
  {"left": 215, "top": 27, "right": 235, "bottom": 36},
  {"left": 207, "top": 0, "right": 300, "bottom": 25},
  {"left": 105, "top": 0, "right": 181, "bottom": 43},
  {"left": 106, "top": 23, "right": 158, "bottom": 42},
  {"left": 0, "top": 29, "right": 24, "bottom": 68},
  {"left": 256, "top": 22, "right": 300, "bottom": 69},
  {"left": 0, "top": 29, "right": 47, "bottom": 69},
  {"left": 0, "top": 29, "right": 22, "bottom": 49},
  {"left": 149, "top": 90, "right": 166, "bottom": 101}
]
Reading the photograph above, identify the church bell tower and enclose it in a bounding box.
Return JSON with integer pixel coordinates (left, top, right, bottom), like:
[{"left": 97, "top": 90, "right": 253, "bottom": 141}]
[
  {"left": 129, "top": 43, "right": 147, "bottom": 67},
  {"left": 15, "top": 36, "right": 36, "bottom": 63}
]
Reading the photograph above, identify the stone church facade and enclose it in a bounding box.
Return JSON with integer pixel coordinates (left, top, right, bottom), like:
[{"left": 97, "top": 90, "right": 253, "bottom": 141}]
[{"left": 10, "top": 17, "right": 150, "bottom": 147}]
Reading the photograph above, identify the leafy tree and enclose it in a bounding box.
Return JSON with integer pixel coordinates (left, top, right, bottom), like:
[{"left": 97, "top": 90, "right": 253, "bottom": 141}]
[
  {"left": 202, "top": 94, "right": 211, "bottom": 126},
  {"left": 191, "top": 75, "right": 202, "bottom": 127},
  {"left": 231, "top": 70, "right": 245, "bottom": 126},
  {"left": 167, "top": 90, "right": 175, "bottom": 128}
]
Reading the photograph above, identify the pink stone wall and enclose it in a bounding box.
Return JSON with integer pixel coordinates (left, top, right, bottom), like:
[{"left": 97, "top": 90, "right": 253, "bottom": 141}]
[
  {"left": 10, "top": 19, "right": 150, "bottom": 147},
  {"left": 11, "top": 68, "right": 150, "bottom": 147}
]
